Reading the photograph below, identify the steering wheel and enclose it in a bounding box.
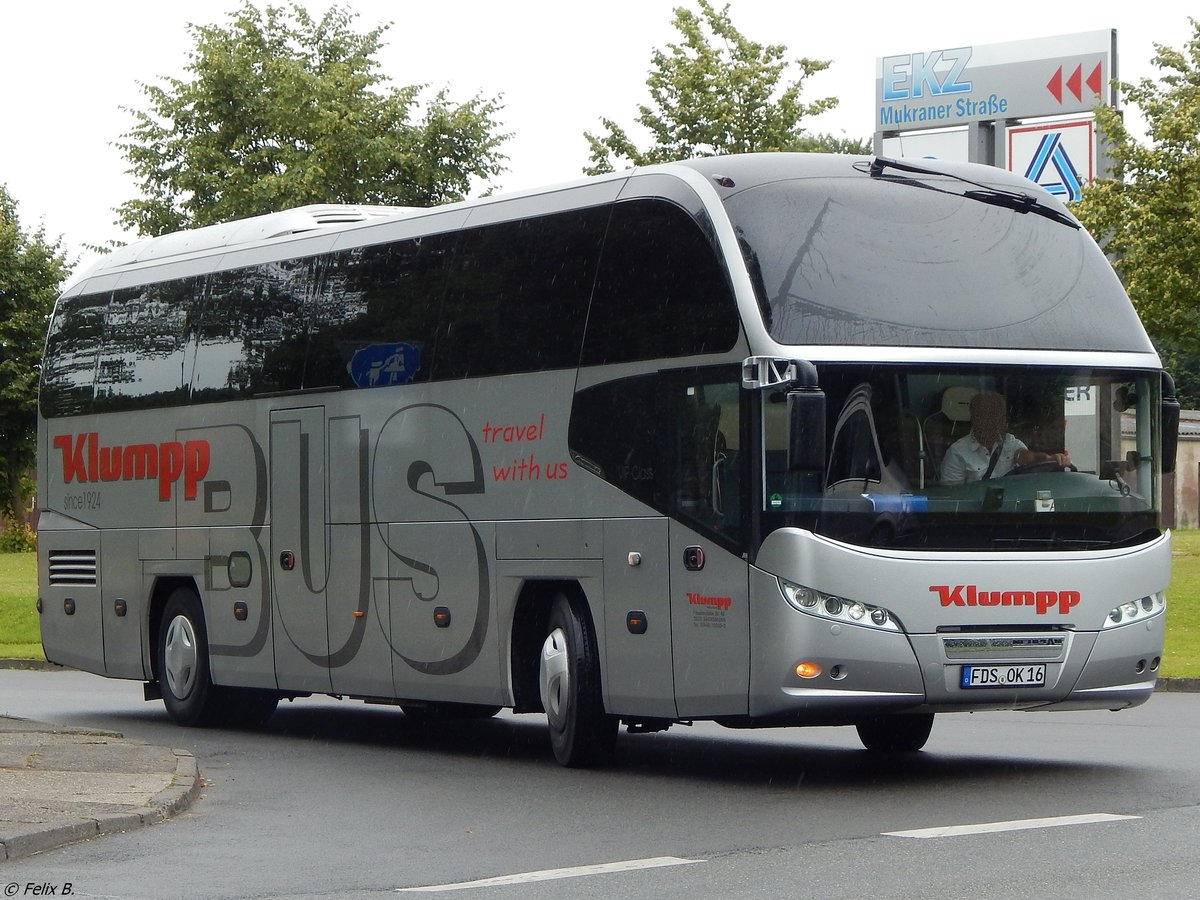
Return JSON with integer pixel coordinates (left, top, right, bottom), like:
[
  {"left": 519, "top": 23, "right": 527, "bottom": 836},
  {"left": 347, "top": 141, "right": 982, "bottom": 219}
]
[{"left": 1007, "top": 458, "right": 1076, "bottom": 476}]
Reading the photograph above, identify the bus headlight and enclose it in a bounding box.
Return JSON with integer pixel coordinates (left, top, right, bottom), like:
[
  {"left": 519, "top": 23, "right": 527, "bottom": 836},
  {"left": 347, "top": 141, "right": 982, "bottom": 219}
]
[
  {"left": 1103, "top": 592, "right": 1165, "bottom": 628},
  {"left": 779, "top": 579, "right": 903, "bottom": 632}
]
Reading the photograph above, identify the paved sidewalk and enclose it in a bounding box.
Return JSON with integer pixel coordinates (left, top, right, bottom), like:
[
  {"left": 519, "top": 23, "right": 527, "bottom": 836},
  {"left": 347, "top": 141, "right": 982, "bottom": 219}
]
[{"left": 0, "top": 716, "right": 200, "bottom": 863}]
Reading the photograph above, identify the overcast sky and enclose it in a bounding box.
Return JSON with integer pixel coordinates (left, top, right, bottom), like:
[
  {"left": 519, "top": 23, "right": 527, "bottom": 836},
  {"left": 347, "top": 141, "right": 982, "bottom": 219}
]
[{"left": 1, "top": 1, "right": 1193, "bottom": 275}]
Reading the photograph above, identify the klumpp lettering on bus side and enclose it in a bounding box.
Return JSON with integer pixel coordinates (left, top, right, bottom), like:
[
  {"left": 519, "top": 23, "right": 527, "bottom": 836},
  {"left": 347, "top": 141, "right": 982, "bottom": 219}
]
[
  {"left": 929, "top": 584, "right": 1081, "bottom": 615},
  {"left": 52, "top": 433, "right": 211, "bottom": 501},
  {"left": 687, "top": 592, "right": 733, "bottom": 612}
]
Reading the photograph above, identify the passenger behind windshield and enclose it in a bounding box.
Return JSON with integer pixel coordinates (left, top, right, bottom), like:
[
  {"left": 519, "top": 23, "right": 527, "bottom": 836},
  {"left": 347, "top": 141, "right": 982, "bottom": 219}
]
[{"left": 941, "top": 393, "right": 1069, "bottom": 485}]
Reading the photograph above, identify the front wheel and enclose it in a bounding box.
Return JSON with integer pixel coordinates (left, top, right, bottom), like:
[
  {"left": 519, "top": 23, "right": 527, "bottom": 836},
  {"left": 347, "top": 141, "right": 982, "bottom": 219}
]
[
  {"left": 538, "top": 593, "right": 617, "bottom": 767},
  {"left": 855, "top": 713, "right": 935, "bottom": 752}
]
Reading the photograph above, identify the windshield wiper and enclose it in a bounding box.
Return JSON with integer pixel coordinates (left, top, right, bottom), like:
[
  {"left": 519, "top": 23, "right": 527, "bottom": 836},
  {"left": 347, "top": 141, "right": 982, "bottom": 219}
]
[
  {"left": 863, "top": 156, "right": 1080, "bottom": 230},
  {"left": 960, "top": 188, "right": 1080, "bottom": 229}
]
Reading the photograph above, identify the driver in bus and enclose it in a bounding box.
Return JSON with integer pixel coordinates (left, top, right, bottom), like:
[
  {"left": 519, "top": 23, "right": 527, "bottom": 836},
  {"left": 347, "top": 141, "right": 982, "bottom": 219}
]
[{"left": 941, "top": 392, "right": 1070, "bottom": 485}]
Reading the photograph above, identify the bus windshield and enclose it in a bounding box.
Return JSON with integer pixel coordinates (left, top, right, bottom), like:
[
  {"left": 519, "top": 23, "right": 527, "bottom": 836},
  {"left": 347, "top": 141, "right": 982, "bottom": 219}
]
[
  {"left": 761, "top": 365, "right": 1163, "bottom": 552},
  {"left": 724, "top": 171, "right": 1154, "bottom": 353}
]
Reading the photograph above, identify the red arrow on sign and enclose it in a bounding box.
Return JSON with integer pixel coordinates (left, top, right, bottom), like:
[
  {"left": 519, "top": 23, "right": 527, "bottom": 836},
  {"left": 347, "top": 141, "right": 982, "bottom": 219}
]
[
  {"left": 1047, "top": 62, "right": 1105, "bottom": 104},
  {"left": 1047, "top": 66, "right": 1064, "bottom": 103},
  {"left": 1066, "top": 65, "right": 1083, "bottom": 101}
]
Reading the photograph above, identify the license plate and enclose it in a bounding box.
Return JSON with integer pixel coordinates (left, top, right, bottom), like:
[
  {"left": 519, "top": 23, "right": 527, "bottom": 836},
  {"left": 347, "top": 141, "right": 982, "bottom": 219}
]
[{"left": 960, "top": 664, "right": 1046, "bottom": 688}]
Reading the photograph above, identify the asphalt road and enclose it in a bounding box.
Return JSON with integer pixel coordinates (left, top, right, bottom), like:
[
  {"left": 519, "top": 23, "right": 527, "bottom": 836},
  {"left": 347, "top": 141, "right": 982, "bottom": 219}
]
[{"left": 2, "top": 668, "right": 1198, "bottom": 899}]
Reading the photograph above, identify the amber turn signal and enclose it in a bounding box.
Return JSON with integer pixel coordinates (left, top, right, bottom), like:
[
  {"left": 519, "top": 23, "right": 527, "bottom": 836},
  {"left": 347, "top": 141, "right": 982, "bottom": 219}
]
[{"left": 794, "top": 661, "right": 822, "bottom": 679}]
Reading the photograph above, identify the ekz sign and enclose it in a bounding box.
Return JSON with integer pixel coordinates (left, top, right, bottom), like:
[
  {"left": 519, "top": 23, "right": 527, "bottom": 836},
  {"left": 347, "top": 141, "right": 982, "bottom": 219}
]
[{"left": 876, "top": 30, "right": 1115, "bottom": 134}]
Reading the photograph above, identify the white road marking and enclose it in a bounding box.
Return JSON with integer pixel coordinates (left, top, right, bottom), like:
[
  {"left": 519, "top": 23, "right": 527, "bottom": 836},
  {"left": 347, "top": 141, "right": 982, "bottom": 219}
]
[
  {"left": 395, "top": 856, "right": 704, "bottom": 892},
  {"left": 884, "top": 812, "right": 1141, "bottom": 839}
]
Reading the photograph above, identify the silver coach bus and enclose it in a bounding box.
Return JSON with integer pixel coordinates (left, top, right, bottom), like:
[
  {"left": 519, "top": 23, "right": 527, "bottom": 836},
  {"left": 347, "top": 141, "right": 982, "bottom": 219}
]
[{"left": 37, "top": 153, "right": 1177, "bottom": 765}]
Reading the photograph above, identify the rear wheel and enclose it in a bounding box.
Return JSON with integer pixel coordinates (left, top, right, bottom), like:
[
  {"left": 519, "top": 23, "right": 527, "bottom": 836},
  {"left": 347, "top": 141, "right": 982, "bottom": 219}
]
[
  {"left": 158, "top": 586, "right": 220, "bottom": 726},
  {"left": 539, "top": 592, "right": 617, "bottom": 767},
  {"left": 855, "top": 713, "right": 935, "bottom": 752},
  {"left": 157, "top": 586, "right": 278, "bottom": 728}
]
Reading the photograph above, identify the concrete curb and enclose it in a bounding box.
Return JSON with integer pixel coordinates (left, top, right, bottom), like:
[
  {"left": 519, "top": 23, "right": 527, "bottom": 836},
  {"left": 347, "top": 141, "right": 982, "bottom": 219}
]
[
  {"left": 150, "top": 749, "right": 204, "bottom": 822},
  {"left": 0, "top": 658, "right": 62, "bottom": 672},
  {"left": 1151, "top": 677, "right": 1200, "bottom": 692},
  {"left": 0, "top": 722, "right": 203, "bottom": 863}
]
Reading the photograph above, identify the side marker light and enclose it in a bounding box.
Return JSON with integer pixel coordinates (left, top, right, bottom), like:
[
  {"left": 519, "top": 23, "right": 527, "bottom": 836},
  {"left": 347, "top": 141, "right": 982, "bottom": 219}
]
[{"left": 795, "top": 661, "right": 822, "bottom": 679}]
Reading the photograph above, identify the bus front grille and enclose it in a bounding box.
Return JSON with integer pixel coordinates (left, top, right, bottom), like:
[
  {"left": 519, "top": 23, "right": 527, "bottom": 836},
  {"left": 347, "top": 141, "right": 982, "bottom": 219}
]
[{"left": 942, "top": 635, "right": 1066, "bottom": 661}]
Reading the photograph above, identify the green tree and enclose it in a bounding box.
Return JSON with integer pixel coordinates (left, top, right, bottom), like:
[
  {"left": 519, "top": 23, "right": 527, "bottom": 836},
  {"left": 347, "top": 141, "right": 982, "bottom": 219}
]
[
  {"left": 0, "top": 185, "right": 71, "bottom": 527},
  {"left": 116, "top": 2, "right": 509, "bottom": 236},
  {"left": 1073, "top": 19, "right": 1200, "bottom": 399},
  {"left": 584, "top": 1, "right": 865, "bottom": 175}
]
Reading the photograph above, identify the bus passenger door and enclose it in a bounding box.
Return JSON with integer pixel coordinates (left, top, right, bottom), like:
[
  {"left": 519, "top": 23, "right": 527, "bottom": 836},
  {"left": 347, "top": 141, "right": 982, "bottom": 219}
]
[
  {"left": 602, "top": 517, "right": 676, "bottom": 719},
  {"left": 670, "top": 527, "right": 750, "bottom": 718},
  {"left": 269, "top": 407, "right": 332, "bottom": 693},
  {"left": 666, "top": 373, "right": 750, "bottom": 718}
]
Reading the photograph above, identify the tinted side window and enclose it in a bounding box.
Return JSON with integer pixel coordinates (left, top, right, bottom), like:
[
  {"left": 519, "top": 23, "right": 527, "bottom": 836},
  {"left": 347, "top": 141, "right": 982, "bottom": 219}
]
[
  {"left": 92, "top": 281, "right": 195, "bottom": 411},
  {"left": 582, "top": 199, "right": 740, "bottom": 365},
  {"left": 40, "top": 292, "right": 109, "bottom": 418},
  {"left": 570, "top": 366, "right": 746, "bottom": 551},
  {"left": 303, "top": 234, "right": 453, "bottom": 390},
  {"left": 191, "top": 260, "right": 314, "bottom": 400},
  {"left": 433, "top": 207, "right": 609, "bottom": 380}
]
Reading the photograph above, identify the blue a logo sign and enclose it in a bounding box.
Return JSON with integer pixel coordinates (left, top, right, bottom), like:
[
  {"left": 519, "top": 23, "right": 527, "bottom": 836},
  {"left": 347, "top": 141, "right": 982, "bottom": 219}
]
[
  {"left": 348, "top": 343, "right": 422, "bottom": 388},
  {"left": 1008, "top": 119, "right": 1094, "bottom": 203},
  {"left": 1024, "top": 133, "right": 1083, "bottom": 201}
]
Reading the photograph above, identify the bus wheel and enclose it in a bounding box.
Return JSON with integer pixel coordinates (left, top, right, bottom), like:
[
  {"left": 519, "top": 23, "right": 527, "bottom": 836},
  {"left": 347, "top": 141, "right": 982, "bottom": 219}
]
[
  {"left": 538, "top": 593, "right": 617, "bottom": 767},
  {"left": 158, "top": 586, "right": 220, "bottom": 727},
  {"left": 855, "top": 713, "right": 935, "bottom": 752}
]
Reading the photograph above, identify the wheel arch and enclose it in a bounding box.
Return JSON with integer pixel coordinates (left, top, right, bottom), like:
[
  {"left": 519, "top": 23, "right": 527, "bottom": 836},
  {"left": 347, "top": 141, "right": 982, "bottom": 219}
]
[
  {"left": 509, "top": 578, "right": 601, "bottom": 714},
  {"left": 147, "top": 575, "right": 202, "bottom": 683}
]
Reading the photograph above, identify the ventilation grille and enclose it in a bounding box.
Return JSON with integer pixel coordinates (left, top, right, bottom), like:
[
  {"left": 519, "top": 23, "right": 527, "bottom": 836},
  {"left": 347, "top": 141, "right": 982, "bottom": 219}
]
[{"left": 48, "top": 550, "right": 98, "bottom": 587}]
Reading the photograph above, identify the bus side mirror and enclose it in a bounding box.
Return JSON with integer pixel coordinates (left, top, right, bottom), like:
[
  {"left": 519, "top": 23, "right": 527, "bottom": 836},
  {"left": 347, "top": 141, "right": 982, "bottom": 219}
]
[
  {"left": 1162, "top": 371, "right": 1179, "bottom": 476},
  {"left": 787, "top": 389, "right": 826, "bottom": 473}
]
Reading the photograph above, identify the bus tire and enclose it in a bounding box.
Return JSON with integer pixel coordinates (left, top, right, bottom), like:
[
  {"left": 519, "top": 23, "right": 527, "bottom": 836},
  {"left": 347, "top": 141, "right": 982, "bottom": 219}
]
[
  {"left": 538, "top": 592, "right": 617, "bottom": 767},
  {"left": 855, "top": 712, "right": 935, "bottom": 752},
  {"left": 157, "top": 586, "right": 221, "bottom": 727}
]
